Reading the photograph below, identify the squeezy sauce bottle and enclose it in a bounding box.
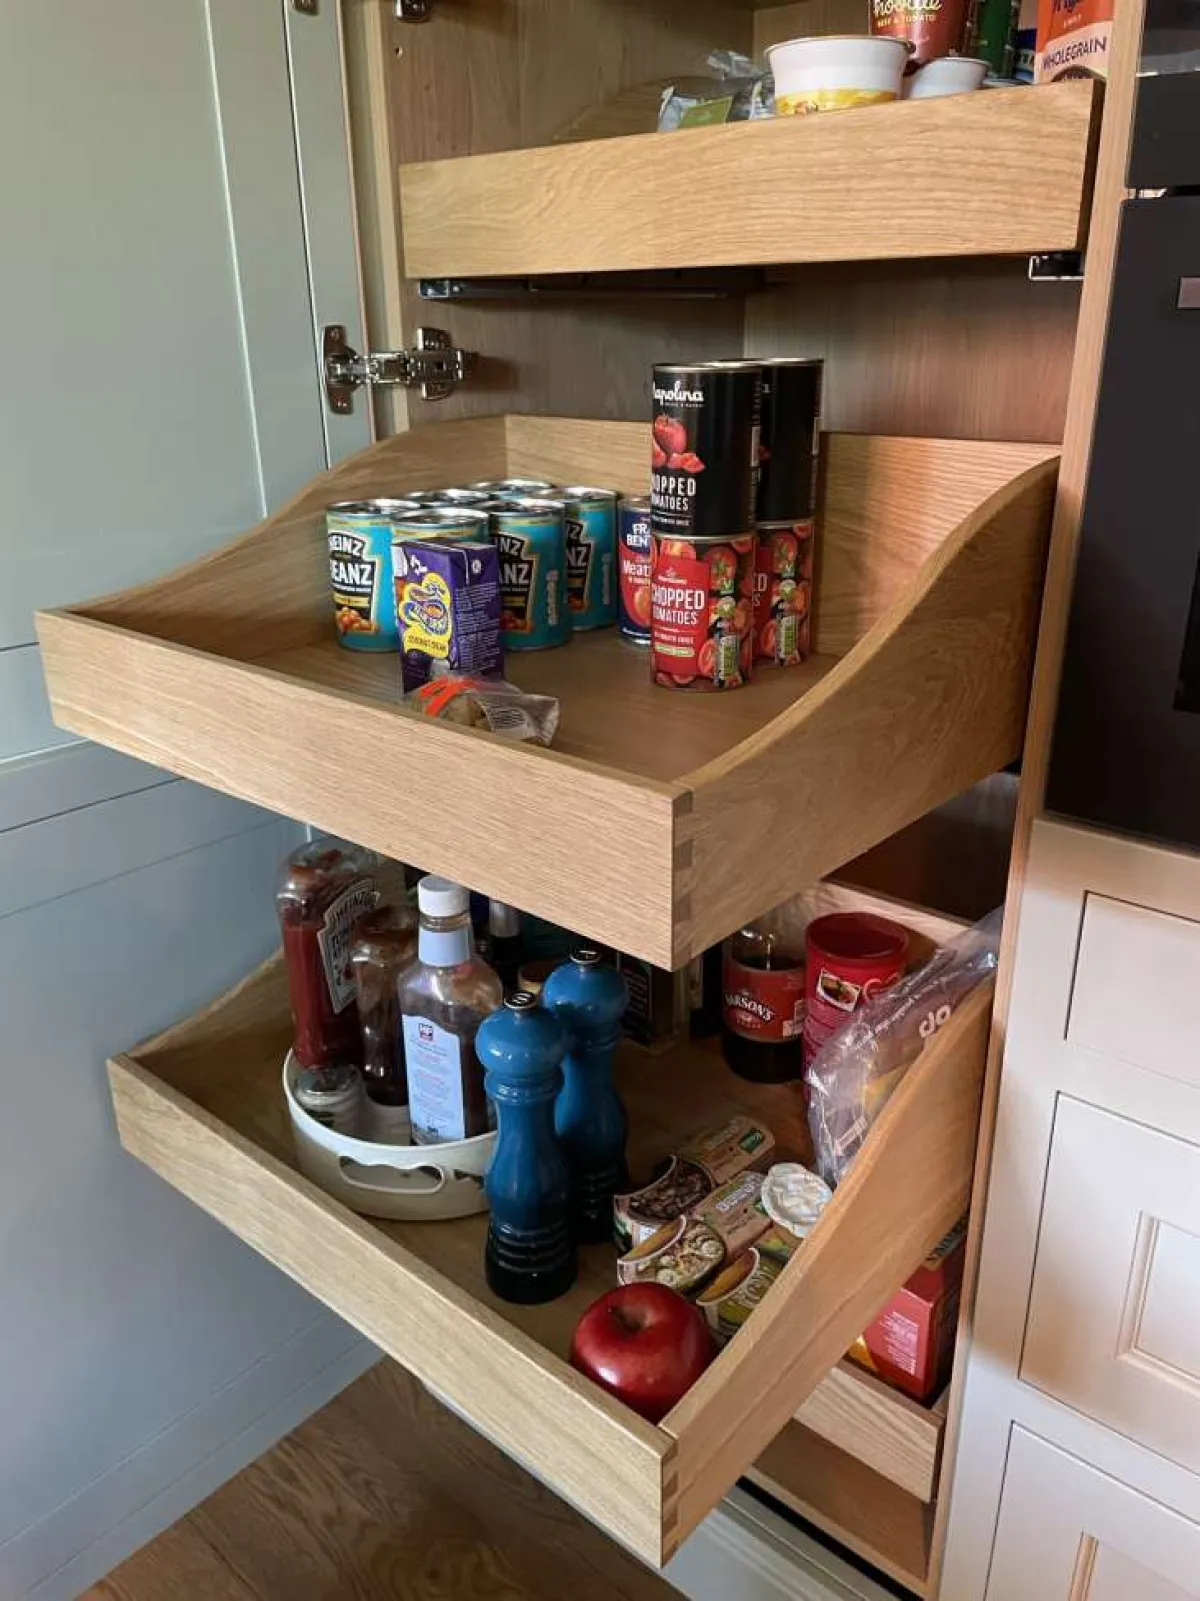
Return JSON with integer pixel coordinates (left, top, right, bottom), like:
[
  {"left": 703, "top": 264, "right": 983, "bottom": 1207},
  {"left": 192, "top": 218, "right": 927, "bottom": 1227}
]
[
  {"left": 276, "top": 837, "right": 380, "bottom": 1069},
  {"left": 398, "top": 876, "right": 503, "bottom": 1145}
]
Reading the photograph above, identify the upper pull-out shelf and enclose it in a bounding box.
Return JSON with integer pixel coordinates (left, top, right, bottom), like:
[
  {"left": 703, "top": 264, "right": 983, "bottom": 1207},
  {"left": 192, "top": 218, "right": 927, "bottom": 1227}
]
[
  {"left": 36, "top": 415, "right": 1056, "bottom": 967},
  {"left": 399, "top": 83, "right": 1098, "bottom": 281}
]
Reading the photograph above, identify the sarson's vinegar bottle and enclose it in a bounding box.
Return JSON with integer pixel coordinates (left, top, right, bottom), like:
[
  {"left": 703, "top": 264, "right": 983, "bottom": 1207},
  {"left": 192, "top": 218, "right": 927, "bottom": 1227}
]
[{"left": 398, "top": 876, "right": 503, "bottom": 1144}]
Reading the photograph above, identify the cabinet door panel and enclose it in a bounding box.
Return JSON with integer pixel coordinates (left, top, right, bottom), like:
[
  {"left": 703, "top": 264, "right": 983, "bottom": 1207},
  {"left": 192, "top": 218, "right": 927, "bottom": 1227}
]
[
  {"left": 1022, "top": 1097, "right": 1200, "bottom": 1475},
  {"left": 987, "top": 1428, "right": 1200, "bottom": 1600},
  {"left": 1068, "top": 893, "right": 1200, "bottom": 1085}
]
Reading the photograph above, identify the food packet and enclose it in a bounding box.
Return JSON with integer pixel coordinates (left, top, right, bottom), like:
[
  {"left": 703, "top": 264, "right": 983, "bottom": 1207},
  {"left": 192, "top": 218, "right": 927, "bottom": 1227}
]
[
  {"left": 658, "top": 50, "right": 774, "bottom": 131},
  {"left": 405, "top": 675, "right": 560, "bottom": 746},
  {"left": 805, "top": 909, "right": 1002, "bottom": 1187}
]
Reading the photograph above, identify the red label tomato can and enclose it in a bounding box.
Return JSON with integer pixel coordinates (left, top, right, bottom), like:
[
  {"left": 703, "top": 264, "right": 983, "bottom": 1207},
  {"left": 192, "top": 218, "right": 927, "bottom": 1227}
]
[
  {"left": 651, "top": 362, "right": 762, "bottom": 538},
  {"left": 618, "top": 495, "right": 653, "bottom": 644},
  {"left": 753, "top": 519, "right": 815, "bottom": 666},
  {"left": 803, "top": 913, "right": 910, "bottom": 1067},
  {"left": 651, "top": 533, "right": 757, "bottom": 691}
]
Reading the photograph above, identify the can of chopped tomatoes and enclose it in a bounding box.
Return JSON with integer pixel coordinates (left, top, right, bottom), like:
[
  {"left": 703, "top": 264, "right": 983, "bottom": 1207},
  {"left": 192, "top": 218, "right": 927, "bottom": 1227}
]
[
  {"left": 753, "top": 520, "right": 815, "bottom": 666},
  {"left": 651, "top": 362, "right": 762, "bottom": 539},
  {"left": 618, "top": 496, "right": 653, "bottom": 644},
  {"left": 651, "top": 533, "right": 757, "bottom": 690}
]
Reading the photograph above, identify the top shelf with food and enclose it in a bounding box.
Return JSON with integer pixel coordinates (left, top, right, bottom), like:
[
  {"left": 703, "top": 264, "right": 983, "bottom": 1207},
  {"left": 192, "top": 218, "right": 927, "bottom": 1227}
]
[
  {"left": 398, "top": 82, "right": 1098, "bottom": 281},
  {"left": 36, "top": 411, "right": 1055, "bottom": 970}
]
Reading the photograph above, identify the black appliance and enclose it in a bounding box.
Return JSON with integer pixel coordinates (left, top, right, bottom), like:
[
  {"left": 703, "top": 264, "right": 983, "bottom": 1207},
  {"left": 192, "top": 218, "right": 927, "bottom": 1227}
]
[{"left": 1046, "top": 1, "right": 1200, "bottom": 846}]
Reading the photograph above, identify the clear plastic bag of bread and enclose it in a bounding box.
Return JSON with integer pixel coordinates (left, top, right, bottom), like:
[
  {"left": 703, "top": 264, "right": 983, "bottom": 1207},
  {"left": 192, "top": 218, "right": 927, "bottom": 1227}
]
[
  {"left": 405, "top": 674, "right": 560, "bottom": 746},
  {"left": 805, "top": 909, "right": 1002, "bottom": 1188}
]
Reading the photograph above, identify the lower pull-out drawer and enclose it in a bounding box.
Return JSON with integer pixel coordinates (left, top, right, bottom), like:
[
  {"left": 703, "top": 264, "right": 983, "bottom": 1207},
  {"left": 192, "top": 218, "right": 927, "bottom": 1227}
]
[{"left": 107, "top": 885, "right": 988, "bottom": 1567}]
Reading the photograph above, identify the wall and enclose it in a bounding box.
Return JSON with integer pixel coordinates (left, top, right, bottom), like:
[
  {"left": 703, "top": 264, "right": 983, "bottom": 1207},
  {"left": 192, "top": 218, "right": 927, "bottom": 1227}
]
[{"left": 0, "top": 4, "right": 373, "bottom": 1594}]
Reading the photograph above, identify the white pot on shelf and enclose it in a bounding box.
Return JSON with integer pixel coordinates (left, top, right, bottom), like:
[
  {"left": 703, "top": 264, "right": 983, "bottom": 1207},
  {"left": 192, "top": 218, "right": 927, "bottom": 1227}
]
[
  {"left": 283, "top": 1052, "right": 495, "bottom": 1221},
  {"left": 903, "top": 56, "right": 990, "bottom": 98}
]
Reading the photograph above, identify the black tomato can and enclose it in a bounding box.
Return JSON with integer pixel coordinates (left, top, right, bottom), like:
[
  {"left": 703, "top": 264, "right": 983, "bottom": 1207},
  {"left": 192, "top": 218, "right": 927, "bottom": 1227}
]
[
  {"left": 650, "top": 361, "right": 761, "bottom": 538},
  {"left": 757, "top": 358, "right": 824, "bottom": 525}
]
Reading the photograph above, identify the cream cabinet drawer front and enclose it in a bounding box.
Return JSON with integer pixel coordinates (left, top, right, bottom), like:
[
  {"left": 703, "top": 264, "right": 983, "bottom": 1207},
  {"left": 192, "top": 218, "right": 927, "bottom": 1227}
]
[
  {"left": 1022, "top": 1096, "right": 1200, "bottom": 1474},
  {"left": 1068, "top": 894, "right": 1200, "bottom": 1084},
  {"left": 986, "top": 1428, "right": 1200, "bottom": 1601}
]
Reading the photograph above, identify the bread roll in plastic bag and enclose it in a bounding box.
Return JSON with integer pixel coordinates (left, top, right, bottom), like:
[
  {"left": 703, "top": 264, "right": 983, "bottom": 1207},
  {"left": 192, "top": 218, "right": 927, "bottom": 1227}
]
[
  {"left": 805, "top": 909, "right": 1001, "bottom": 1187},
  {"left": 406, "top": 675, "right": 560, "bottom": 746}
]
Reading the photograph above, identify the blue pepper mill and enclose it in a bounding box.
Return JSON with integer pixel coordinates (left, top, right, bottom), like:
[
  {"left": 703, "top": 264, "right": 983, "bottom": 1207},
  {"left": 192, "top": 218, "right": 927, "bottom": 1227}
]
[
  {"left": 541, "top": 948, "right": 630, "bottom": 1245},
  {"left": 475, "top": 992, "right": 577, "bottom": 1304}
]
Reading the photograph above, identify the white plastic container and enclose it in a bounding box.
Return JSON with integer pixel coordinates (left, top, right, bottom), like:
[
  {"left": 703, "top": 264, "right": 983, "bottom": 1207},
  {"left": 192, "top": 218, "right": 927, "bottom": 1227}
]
[
  {"left": 767, "top": 35, "right": 910, "bottom": 115},
  {"left": 283, "top": 1052, "right": 495, "bottom": 1221},
  {"left": 903, "top": 56, "right": 989, "bottom": 97}
]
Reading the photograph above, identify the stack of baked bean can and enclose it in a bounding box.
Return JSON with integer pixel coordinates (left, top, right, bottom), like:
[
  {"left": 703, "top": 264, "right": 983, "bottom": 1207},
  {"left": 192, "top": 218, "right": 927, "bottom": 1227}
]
[{"left": 646, "top": 358, "right": 823, "bottom": 691}]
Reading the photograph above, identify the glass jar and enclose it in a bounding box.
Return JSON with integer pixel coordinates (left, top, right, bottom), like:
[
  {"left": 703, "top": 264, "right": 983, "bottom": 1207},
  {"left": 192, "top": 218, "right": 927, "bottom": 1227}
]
[
  {"left": 350, "top": 900, "right": 418, "bottom": 1132},
  {"left": 276, "top": 838, "right": 380, "bottom": 1068},
  {"left": 721, "top": 922, "right": 807, "bottom": 1084},
  {"left": 398, "top": 876, "right": 503, "bottom": 1145}
]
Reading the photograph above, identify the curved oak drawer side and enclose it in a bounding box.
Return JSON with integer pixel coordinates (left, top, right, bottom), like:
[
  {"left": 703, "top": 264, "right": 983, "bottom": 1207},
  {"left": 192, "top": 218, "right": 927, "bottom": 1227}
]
[
  {"left": 677, "top": 460, "right": 1057, "bottom": 958},
  {"left": 657, "top": 980, "right": 992, "bottom": 1553}
]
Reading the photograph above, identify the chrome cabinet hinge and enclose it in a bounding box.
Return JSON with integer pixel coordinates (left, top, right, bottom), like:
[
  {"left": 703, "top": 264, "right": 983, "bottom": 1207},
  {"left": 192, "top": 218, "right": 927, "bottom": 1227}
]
[{"left": 322, "top": 326, "right": 474, "bottom": 412}]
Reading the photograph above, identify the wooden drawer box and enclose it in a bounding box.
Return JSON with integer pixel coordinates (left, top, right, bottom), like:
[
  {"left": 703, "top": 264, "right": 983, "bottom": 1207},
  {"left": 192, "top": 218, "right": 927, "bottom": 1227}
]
[
  {"left": 36, "top": 415, "right": 1055, "bottom": 969},
  {"left": 106, "top": 881, "right": 986, "bottom": 1569}
]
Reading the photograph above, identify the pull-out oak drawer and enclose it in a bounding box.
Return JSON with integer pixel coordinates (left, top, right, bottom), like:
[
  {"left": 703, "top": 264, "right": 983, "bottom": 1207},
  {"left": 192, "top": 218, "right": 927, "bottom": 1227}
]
[{"left": 106, "top": 883, "right": 988, "bottom": 1567}]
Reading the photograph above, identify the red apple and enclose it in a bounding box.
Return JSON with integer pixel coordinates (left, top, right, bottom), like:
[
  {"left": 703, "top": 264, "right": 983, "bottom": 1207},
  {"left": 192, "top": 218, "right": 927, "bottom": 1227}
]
[{"left": 569, "top": 1283, "right": 716, "bottom": 1423}]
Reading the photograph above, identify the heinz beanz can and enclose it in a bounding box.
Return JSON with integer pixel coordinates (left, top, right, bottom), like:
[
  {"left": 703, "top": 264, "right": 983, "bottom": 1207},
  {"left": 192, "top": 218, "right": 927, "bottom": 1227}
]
[
  {"left": 559, "top": 486, "right": 617, "bottom": 630},
  {"left": 485, "top": 497, "right": 570, "bottom": 651},
  {"left": 471, "top": 478, "right": 557, "bottom": 497},
  {"left": 618, "top": 496, "right": 653, "bottom": 645},
  {"left": 406, "top": 487, "right": 493, "bottom": 508},
  {"left": 327, "top": 499, "right": 422, "bottom": 651}
]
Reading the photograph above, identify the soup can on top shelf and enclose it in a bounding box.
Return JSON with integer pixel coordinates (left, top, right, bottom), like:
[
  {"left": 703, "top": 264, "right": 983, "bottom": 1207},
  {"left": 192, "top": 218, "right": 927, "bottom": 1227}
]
[
  {"left": 651, "top": 531, "right": 756, "bottom": 691},
  {"left": 471, "top": 477, "right": 558, "bottom": 497},
  {"left": 484, "top": 496, "right": 570, "bottom": 651},
  {"left": 327, "top": 498, "right": 423, "bottom": 652},
  {"left": 558, "top": 485, "right": 617, "bottom": 630},
  {"left": 870, "top": 0, "right": 971, "bottom": 64},
  {"left": 651, "top": 361, "right": 761, "bottom": 539},
  {"left": 618, "top": 495, "right": 653, "bottom": 645},
  {"left": 802, "top": 912, "right": 909, "bottom": 1068}
]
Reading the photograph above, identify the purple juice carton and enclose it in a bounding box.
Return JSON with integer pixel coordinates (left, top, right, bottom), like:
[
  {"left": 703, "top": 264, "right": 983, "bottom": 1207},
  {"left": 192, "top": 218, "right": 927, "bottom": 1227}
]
[{"left": 393, "top": 538, "right": 503, "bottom": 692}]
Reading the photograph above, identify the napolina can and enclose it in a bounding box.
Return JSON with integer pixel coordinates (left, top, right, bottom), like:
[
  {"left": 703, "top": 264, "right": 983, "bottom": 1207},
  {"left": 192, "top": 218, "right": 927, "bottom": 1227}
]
[
  {"left": 650, "top": 362, "right": 761, "bottom": 539},
  {"left": 618, "top": 495, "right": 653, "bottom": 645},
  {"left": 558, "top": 486, "right": 617, "bottom": 630},
  {"left": 754, "top": 358, "right": 823, "bottom": 667},
  {"left": 651, "top": 533, "right": 757, "bottom": 691}
]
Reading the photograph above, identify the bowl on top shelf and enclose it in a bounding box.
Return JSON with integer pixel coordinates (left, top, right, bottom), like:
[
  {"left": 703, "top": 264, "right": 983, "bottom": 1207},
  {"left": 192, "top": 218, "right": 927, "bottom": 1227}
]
[
  {"left": 766, "top": 35, "right": 912, "bottom": 116},
  {"left": 904, "top": 56, "right": 990, "bottom": 98}
]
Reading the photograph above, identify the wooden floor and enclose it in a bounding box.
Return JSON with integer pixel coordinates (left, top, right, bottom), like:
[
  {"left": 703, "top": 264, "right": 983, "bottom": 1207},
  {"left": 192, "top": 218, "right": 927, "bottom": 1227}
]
[{"left": 87, "top": 1361, "right": 679, "bottom": 1601}]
